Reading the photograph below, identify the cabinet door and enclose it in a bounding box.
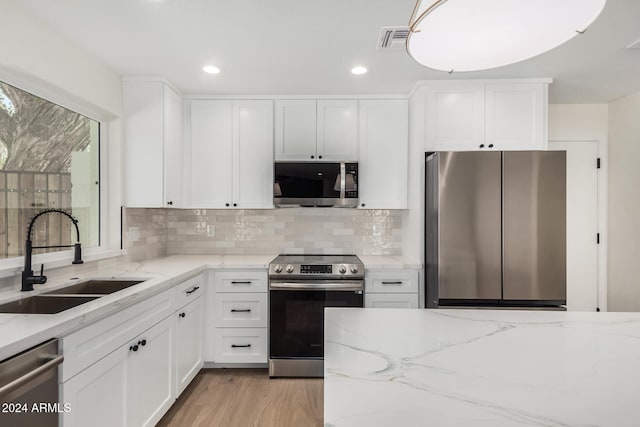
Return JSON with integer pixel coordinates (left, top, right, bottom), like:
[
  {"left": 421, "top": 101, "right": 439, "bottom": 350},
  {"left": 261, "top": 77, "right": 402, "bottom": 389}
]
[
  {"left": 189, "top": 100, "right": 233, "bottom": 207},
  {"left": 425, "top": 84, "right": 485, "bottom": 151},
  {"left": 233, "top": 101, "right": 274, "bottom": 208},
  {"left": 364, "top": 293, "right": 419, "bottom": 308},
  {"left": 175, "top": 297, "right": 204, "bottom": 397},
  {"left": 485, "top": 83, "right": 546, "bottom": 150},
  {"left": 317, "top": 100, "right": 358, "bottom": 160},
  {"left": 62, "top": 345, "right": 128, "bottom": 427},
  {"left": 163, "top": 85, "right": 183, "bottom": 207},
  {"left": 275, "top": 100, "right": 317, "bottom": 160},
  {"left": 123, "top": 81, "right": 164, "bottom": 207},
  {"left": 127, "top": 316, "right": 175, "bottom": 427},
  {"left": 358, "top": 100, "right": 408, "bottom": 209}
]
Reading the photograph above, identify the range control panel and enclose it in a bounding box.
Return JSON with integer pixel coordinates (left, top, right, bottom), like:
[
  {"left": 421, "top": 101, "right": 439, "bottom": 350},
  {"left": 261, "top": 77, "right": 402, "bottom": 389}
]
[{"left": 300, "top": 264, "right": 332, "bottom": 274}]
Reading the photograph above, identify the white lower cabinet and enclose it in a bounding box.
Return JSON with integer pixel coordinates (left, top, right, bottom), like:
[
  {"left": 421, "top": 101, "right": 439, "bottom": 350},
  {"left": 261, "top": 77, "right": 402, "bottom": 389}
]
[
  {"left": 208, "top": 269, "right": 268, "bottom": 364},
  {"left": 62, "top": 343, "right": 128, "bottom": 427},
  {"left": 365, "top": 269, "right": 420, "bottom": 309},
  {"left": 127, "top": 316, "right": 175, "bottom": 427},
  {"left": 61, "top": 275, "right": 205, "bottom": 427},
  {"left": 365, "top": 293, "right": 419, "bottom": 308},
  {"left": 175, "top": 296, "right": 204, "bottom": 396},
  {"left": 213, "top": 328, "right": 268, "bottom": 364}
]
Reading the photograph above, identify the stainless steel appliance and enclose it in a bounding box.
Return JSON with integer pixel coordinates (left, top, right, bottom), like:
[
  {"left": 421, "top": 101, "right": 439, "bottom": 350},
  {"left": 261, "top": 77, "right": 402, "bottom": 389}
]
[
  {"left": 0, "top": 339, "right": 63, "bottom": 427},
  {"left": 274, "top": 162, "right": 358, "bottom": 207},
  {"left": 425, "top": 151, "right": 566, "bottom": 308},
  {"left": 268, "top": 254, "right": 364, "bottom": 377}
]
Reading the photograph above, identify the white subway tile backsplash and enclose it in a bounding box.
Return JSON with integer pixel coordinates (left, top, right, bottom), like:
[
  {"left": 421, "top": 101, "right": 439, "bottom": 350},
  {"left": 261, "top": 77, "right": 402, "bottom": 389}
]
[{"left": 123, "top": 207, "right": 402, "bottom": 258}]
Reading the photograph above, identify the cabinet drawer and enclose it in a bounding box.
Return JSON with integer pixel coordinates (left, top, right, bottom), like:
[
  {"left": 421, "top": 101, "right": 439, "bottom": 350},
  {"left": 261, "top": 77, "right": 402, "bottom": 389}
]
[
  {"left": 61, "top": 287, "right": 174, "bottom": 382},
  {"left": 365, "top": 293, "right": 419, "bottom": 309},
  {"left": 366, "top": 270, "right": 419, "bottom": 293},
  {"left": 214, "top": 328, "right": 267, "bottom": 363},
  {"left": 173, "top": 274, "right": 204, "bottom": 308},
  {"left": 214, "top": 271, "right": 267, "bottom": 292},
  {"left": 214, "top": 293, "right": 267, "bottom": 327}
]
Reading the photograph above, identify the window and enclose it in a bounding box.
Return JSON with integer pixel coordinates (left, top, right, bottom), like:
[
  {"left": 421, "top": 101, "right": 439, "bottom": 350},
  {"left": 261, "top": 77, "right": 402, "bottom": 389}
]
[{"left": 0, "top": 81, "right": 99, "bottom": 258}]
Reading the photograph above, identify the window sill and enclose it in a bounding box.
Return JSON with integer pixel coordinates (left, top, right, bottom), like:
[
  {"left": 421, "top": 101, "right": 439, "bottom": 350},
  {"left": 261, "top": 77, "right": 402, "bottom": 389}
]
[{"left": 0, "top": 248, "right": 125, "bottom": 279}]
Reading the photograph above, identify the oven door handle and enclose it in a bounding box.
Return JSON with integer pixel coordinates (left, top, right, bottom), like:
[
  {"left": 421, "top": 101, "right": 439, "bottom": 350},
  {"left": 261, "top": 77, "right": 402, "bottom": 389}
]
[{"left": 269, "top": 282, "right": 363, "bottom": 291}]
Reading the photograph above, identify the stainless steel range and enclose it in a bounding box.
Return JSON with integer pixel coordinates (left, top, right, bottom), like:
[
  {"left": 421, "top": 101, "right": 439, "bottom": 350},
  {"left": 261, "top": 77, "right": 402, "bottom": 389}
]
[{"left": 268, "top": 254, "right": 364, "bottom": 378}]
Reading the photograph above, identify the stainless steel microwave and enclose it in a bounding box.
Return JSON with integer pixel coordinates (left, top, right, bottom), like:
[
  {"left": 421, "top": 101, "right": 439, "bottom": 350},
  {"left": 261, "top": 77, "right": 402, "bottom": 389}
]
[{"left": 274, "top": 162, "right": 358, "bottom": 207}]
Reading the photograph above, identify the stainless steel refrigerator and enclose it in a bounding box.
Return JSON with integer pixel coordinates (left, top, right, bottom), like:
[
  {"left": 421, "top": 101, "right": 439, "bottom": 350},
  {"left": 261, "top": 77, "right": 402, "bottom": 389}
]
[{"left": 425, "top": 151, "right": 566, "bottom": 308}]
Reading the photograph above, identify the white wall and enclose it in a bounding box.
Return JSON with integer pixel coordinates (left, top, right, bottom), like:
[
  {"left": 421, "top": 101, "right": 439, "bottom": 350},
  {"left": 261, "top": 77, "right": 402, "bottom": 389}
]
[
  {"left": 0, "top": 1, "right": 123, "bottom": 259},
  {"left": 608, "top": 92, "right": 640, "bottom": 312}
]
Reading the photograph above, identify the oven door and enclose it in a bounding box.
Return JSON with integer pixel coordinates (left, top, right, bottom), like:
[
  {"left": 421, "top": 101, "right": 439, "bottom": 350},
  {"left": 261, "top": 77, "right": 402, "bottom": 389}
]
[{"left": 269, "top": 281, "right": 363, "bottom": 359}]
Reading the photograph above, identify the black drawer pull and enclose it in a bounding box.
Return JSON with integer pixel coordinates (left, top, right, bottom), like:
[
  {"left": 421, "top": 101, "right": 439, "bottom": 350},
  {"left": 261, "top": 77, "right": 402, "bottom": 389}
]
[
  {"left": 129, "top": 344, "right": 139, "bottom": 352},
  {"left": 381, "top": 281, "right": 403, "bottom": 285},
  {"left": 179, "top": 312, "right": 186, "bottom": 318},
  {"left": 138, "top": 339, "right": 147, "bottom": 347},
  {"left": 231, "top": 281, "right": 252, "bottom": 285},
  {"left": 186, "top": 286, "right": 200, "bottom": 295},
  {"left": 231, "top": 309, "right": 251, "bottom": 313},
  {"left": 231, "top": 344, "right": 251, "bottom": 348}
]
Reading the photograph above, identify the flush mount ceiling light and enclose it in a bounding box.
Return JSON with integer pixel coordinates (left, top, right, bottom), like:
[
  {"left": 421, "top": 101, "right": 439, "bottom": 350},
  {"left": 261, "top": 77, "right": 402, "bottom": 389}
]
[
  {"left": 203, "top": 65, "right": 221, "bottom": 74},
  {"left": 351, "top": 66, "right": 368, "bottom": 75},
  {"left": 406, "top": 0, "right": 607, "bottom": 72}
]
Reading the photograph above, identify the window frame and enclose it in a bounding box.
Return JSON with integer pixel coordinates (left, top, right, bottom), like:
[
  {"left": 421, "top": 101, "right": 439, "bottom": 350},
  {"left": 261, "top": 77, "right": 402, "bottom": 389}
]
[{"left": 0, "top": 69, "right": 123, "bottom": 277}]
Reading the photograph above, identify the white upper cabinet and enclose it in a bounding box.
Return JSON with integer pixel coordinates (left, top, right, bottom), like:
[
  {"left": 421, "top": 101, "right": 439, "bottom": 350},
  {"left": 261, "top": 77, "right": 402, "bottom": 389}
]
[
  {"left": 485, "top": 83, "right": 545, "bottom": 150},
  {"left": 425, "top": 81, "right": 549, "bottom": 151},
  {"left": 274, "top": 100, "right": 316, "bottom": 160},
  {"left": 358, "top": 100, "right": 409, "bottom": 209},
  {"left": 275, "top": 99, "right": 358, "bottom": 161},
  {"left": 123, "top": 80, "right": 183, "bottom": 208},
  {"left": 317, "top": 100, "right": 358, "bottom": 160},
  {"left": 188, "top": 99, "right": 273, "bottom": 208},
  {"left": 426, "top": 83, "right": 485, "bottom": 151}
]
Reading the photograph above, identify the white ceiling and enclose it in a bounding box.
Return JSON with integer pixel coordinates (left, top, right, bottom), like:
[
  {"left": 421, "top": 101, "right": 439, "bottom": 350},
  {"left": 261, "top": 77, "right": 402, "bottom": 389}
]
[{"left": 16, "top": 0, "right": 640, "bottom": 103}]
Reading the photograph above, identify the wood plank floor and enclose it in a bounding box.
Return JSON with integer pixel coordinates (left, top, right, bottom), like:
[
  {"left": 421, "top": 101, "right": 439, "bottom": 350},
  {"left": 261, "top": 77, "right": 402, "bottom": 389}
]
[{"left": 157, "top": 369, "right": 323, "bottom": 427}]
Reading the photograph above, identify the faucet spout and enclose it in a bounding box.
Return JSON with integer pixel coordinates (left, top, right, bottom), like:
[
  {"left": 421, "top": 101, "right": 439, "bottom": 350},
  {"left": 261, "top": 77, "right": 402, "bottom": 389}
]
[{"left": 21, "top": 209, "right": 84, "bottom": 292}]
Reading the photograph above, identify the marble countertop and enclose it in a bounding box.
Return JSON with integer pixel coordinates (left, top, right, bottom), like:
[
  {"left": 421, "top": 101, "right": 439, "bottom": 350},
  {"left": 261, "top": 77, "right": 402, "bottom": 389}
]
[
  {"left": 0, "top": 254, "right": 273, "bottom": 361},
  {"left": 324, "top": 308, "right": 640, "bottom": 427}
]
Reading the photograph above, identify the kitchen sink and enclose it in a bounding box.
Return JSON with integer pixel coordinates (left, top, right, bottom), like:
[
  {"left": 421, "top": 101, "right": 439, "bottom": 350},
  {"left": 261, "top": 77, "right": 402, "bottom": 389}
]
[
  {"left": 0, "top": 296, "right": 100, "bottom": 314},
  {"left": 42, "top": 279, "right": 144, "bottom": 296}
]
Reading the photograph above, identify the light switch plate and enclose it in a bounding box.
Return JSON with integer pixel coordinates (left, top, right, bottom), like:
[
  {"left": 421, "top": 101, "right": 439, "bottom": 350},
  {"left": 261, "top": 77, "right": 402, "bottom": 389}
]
[{"left": 128, "top": 226, "right": 140, "bottom": 242}]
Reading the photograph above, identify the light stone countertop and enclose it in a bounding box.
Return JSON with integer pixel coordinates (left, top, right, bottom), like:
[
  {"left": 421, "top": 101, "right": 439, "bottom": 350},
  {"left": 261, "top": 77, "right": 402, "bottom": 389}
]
[
  {"left": 0, "top": 254, "right": 420, "bottom": 361},
  {"left": 0, "top": 254, "right": 274, "bottom": 361},
  {"left": 324, "top": 308, "right": 640, "bottom": 427}
]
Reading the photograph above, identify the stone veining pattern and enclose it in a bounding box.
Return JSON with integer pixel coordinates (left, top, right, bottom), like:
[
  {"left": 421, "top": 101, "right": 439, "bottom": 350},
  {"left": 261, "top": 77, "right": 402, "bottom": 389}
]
[{"left": 324, "top": 308, "right": 640, "bottom": 427}]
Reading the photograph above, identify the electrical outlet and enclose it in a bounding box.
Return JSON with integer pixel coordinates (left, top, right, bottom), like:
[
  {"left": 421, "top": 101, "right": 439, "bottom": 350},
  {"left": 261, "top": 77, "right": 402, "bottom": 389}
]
[
  {"left": 207, "top": 225, "right": 215, "bottom": 237},
  {"left": 372, "top": 224, "right": 382, "bottom": 236},
  {"left": 128, "top": 226, "right": 140, "bottom": 242}
]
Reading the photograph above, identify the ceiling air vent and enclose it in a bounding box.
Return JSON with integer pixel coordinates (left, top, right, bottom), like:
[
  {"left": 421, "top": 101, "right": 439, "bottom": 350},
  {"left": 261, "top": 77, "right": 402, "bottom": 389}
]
[{"left": 377, "top": 26, "right": 410, "bottom": 50}]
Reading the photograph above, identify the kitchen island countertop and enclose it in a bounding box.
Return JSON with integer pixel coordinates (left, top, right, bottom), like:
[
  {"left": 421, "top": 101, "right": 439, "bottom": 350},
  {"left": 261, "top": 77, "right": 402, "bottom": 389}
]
[{"left": 324, "top": 308, "right": 640, "bottom": 427}]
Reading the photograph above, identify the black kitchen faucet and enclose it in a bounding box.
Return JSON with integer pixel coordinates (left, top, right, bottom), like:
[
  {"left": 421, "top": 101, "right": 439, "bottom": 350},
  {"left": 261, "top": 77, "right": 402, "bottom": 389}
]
[{"left": 21, "top": 208, "right": 83, "bottom": 292}]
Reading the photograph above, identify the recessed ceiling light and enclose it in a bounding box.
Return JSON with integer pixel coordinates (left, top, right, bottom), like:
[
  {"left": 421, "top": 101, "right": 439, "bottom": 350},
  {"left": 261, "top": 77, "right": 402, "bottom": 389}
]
[
  {"left": 203, "top": 65, "right": 221, "bottom": 74},
  {"left": 351, "top": 66, "right": 368, "bottom": 75}
]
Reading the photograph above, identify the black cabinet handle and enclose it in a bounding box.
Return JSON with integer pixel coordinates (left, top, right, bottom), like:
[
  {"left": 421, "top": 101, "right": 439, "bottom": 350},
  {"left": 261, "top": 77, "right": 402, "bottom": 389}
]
[
  {"left": 138, "top": 339, "right": 147, "bottom": 346},
  {"left": 231, "top": 281, "right": 252, "bottom": 285},
  {"left": 381, "top": 281, "right": 403, "bottom": 285},
  {"left": 233, "top": 203, "right": 237, "bottom": 207},
  {"left": 179, "top": 312, "right": 186, "bottom": 318},
  {"left": 318, "top": 155, "right": 323, "bottom": 159},
  {"left": 310, "top": 155, "right": 314, "bottom": 159},
  {"left": 225, "top": 203, "right": 230, "bottom": 207},
  {"left": 186, "top": 286, "right": 200, "bottom": 295},
  {"left": 361, "top": 203, "right": 365, "bottom": 207},
  {"left": 231, "top": 309, "right": 251, "bottom": 313},
  {"left": 231, "top": 344, "right": 251, "bottom": 348},
  {"left": 488, "top": 144, "right": 494, "bottom": 148},
  {"left": 129, "top": 344, "right": 139, "bottom": 352},
  {"left": 167, "top": 201, "right": 173, "bottom": 206},
  {"left": 479, "top": 144, "right": 485, "bottom": 148}
]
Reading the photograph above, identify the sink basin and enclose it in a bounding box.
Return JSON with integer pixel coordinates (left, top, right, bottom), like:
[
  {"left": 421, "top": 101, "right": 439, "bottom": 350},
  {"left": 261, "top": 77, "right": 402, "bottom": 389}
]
[
  {"left": 42, "top": 280, "right": 144, "bottom": 296},
  {"left": 0, "top": 296, "right": 100, "bottom": 314}
]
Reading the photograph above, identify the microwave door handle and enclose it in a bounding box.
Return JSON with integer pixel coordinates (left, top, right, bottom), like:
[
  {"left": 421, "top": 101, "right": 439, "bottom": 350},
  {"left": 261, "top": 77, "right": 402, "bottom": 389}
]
[{"left": 340, "top": 162, "right": 346, "bottom": 199}]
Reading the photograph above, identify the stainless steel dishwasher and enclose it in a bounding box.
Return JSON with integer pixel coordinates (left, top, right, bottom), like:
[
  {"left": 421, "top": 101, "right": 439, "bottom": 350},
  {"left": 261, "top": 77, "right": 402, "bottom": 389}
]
[{"left": 0, "top": 339, "right": 63, "bottom": 427}]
